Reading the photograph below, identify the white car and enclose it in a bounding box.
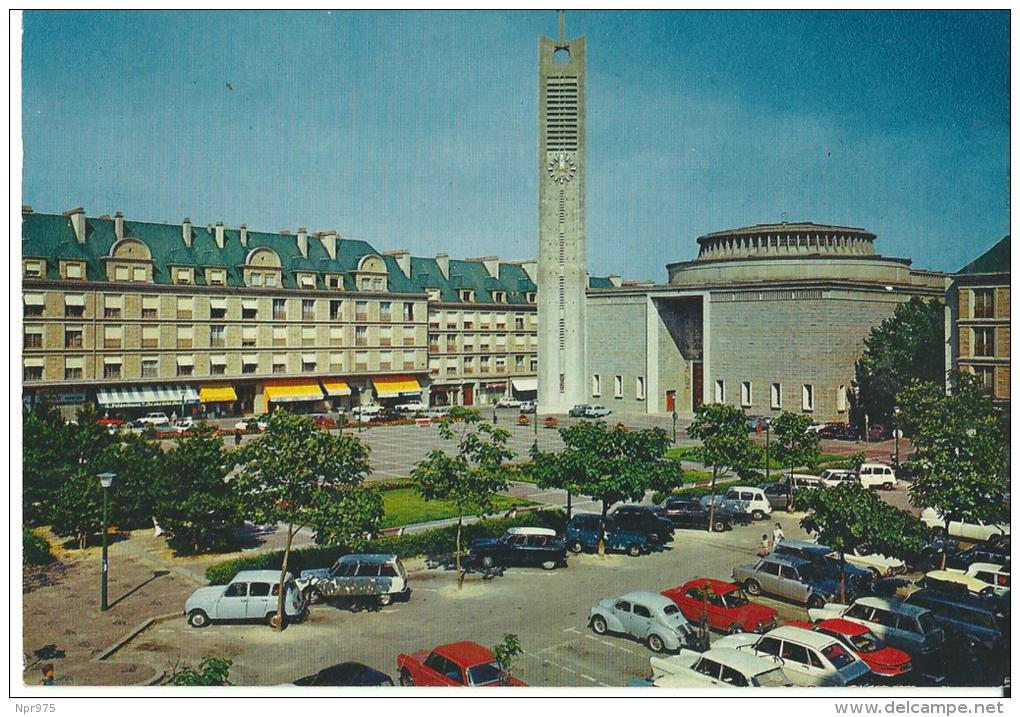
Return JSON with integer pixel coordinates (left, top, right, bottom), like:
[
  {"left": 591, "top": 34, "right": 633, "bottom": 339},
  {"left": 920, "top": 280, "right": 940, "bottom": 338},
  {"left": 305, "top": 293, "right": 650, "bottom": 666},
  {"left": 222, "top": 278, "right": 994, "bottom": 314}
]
[
  {"left": 351, "top": 405, "right": 384, "bottom": 419},
  {"left": 818, "top": 469, "right": 856, "bottom": 488},
  {"left": 495, "top": 397, "right": 521, "bottom": 408},
  {"left": 584, "top": 405, "right": 612, "bottom": 418},
  {"left": 843, "top": 544, "right": 907, "bottom": 577},
  {"left": 394, "top": 401, "right": 426, "bottom": 414},
  {"left": 422, "top": 406, "right": 452, "bottom": 419},
  {"left": 703, "top": 486, "right": 773, "bottom": 521},
  {"left": 171, "top": 418, "right": 198, "bottom": 433},
  {"left": 715, "top": 625, "right": 871, "bottom": 687},
  {"left": 940, "top": 563, "right": 1010, "bottom": 597},
  {"left": 920, "top": 507, "right": 1010, "bottom": 543},
  {"left": 138, "top": 412, "right": 170, "bottom": 426},
  {"left": 856, "top": 463, "right": 897, "bottom": 490},
  {"left": 234, "top": 417, "right": 268, "bottom": 431},
  {"left": 645, "top": 648, "right": 793, "bottom": 688}
]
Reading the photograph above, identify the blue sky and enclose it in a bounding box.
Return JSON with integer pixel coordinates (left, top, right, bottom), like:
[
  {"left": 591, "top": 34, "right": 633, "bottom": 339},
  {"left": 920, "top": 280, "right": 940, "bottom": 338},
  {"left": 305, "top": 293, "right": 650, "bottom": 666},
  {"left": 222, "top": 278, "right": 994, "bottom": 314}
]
[{"left": 22, "top": 10, "right": 1009, "bottom": 280}]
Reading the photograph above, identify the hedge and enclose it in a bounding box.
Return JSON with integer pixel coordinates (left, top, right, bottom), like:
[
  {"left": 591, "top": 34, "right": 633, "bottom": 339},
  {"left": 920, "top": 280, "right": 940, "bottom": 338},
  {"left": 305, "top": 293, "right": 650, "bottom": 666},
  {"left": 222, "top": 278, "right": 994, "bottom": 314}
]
[
  {"left": 205, "top": 510, "right": 566, "bottom": 584},
  {"left": 23, "top": 528, "right": 53, "bottom": 566},
  {"left": 652, "top": 478, "right": 741, "bottom": 504}
]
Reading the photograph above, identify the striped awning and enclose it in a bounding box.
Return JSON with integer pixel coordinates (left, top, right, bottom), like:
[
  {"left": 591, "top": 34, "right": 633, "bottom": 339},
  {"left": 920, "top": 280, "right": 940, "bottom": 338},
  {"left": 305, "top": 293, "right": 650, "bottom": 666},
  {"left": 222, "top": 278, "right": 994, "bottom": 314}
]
[
  {"left": 372, "top": 376, "right": 421, "bottom": 398},
  {"left": 264, "top": 381, "right": 324, "bottom": 404},
  {"left": 97, "top": 384, "right": 199, "bottom": 409},
  {"left": 321, "top": 379, "right": 352, "bottom": 397},
  {"left": 512, "top": 378, "right": 538, "bottom": 393},
  {"left": 200, "top": 385, "right": 238, "bottom": 403}
]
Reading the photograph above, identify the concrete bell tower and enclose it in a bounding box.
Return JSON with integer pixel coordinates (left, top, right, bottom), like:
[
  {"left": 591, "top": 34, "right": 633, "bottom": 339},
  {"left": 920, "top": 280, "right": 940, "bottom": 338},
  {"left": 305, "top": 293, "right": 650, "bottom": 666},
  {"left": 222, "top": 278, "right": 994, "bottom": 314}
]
[{"left": 537, "top": 12, "right": 587, "bottom": 414}]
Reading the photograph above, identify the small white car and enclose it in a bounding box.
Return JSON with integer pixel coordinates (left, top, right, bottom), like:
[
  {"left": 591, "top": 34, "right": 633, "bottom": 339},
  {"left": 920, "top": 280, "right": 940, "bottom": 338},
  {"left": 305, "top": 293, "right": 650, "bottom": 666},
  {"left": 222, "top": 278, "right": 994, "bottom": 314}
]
[
  {"left": 818, "top": 469, "right": 857, "bottom": 488},
  {"left": 715, "top": 625, "right": 871, "bottom": 686},
  {"left": 703, "top": 486, "right": 773, "bottom": 521},
  {"left": 843, "top": 544, "right": 907, "bottom": 577},
  {"left": 589, "top": 591, "right": 696, "bottom": 653},
  {"left": 138, "top": 412, "right": 170, "bottom": 426},
  {"left": 856, "top": 463, "right": 897, "bottom": 490},
  {"left": 645, "top": 648, "right": 793, "bottom": 688},
  {"left": 518, "top": 401, "right": 536, "bottom": 414},
  {"left": 234, "top": 417, "right": 268, "bottom": 431},
  {"left": 172, "top": 418, "right": 198, "bottom": 433},
  {"left": 920, "top": 507, "right": 1010, "bottom": 543},
  {"left": 935, "top": 563, "right": 1010, "bottom": 597},
  {"left": 185, "top": 570, "right": 305, "bottom": 629},
  {"left": 584, "top": 405, "right": 612, "bottom": 418},
  {"left": 422, "top": 406, "right": 452, "bottom": 419},
  {"left": 495, "top": 397, "right": 521, "bottom": 408},
  {"left": 351, "top": 405, "right": 384, "bottom": 419},
  {"left": 394, "top": 401, "right": 426, "bottom": 414}
]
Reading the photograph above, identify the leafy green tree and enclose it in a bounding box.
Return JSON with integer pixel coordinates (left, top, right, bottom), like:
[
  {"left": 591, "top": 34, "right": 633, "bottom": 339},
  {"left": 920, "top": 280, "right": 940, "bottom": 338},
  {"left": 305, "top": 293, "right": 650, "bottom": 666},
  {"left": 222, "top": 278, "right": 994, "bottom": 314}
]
[
  {"left": 155, "top": 426, "right": 241, "bottom": 555},
  {"left": 23, "top": 402, "right": 73, "bottom": 525},
  {"left": 411, "top": 407, "right": 514, "bottom": 588},
  {"left": 165, "top": 656, "right": 232, "bottom": 686},
  {"left": 530, "top": 421, "right": 682, "bottom": 552},
  {"left": 106, "top": 433, "right": 166, "bottom": 529},
  {"left": 233, "top": 411, "right": 382, "bottom": 629},
  {"left": 897, "top": 373, "right": 1008, "bottom": 568},
  {"left": 492, "top": 633, "right": 523, "bottom": 685},
  {"left": 770, "top": 411, "right": 822, "bottom": 473},
  {"left": 853, "top": 297, "right": 945, "bottom": 430},
  {"left": 686, "top": 404, "right": 756, "bottom": 532},
  {"left": 800, "top": 484, "right": 928, "bottom": 602}
]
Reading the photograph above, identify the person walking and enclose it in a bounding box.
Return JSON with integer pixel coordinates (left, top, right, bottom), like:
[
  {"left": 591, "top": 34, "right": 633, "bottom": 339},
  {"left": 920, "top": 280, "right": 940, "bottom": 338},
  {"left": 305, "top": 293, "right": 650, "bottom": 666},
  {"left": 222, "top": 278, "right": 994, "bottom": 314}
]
[
  {"left": 757, "top": 533, "right": 770, "bottom": 557},
  {"left": 234, "top": 430, "right": 242, "bottom": 447},
  {"left": 772, "top": 522, "right": 785, "bottom": 548},
  {"left": 39, "top": 663, "right": 54, "bottom": 686}
]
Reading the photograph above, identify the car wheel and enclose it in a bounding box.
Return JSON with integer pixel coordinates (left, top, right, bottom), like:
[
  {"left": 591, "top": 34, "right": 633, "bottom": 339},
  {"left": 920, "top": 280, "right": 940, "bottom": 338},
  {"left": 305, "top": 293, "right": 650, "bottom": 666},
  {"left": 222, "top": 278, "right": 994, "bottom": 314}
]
[
  {"left": 883, "top": 482, "right": 894, "bottom": 491},
  {"left": 187, "top": 610, "right": 209, "bottom": 628},
  {"left": 744, "top": 579, "right": 762, "bottom": 596},
  {"left": 728, "top": 623, "right": 744, "bottom": 635},
  {"left": 751, "top": 510, "right": 766, "bottom": 521},
  {"left": 989, "top": 533, "right": 1006, "bottom": 547},
  {"left": 713, "top": 520, "right": 726, "bottom": 532},
  {"left": 627, "top": 543, "right": 642, "bottom": 557},
  {"left": 378, "top": 593, "right": 393, "bottom": 607},
  {"left": 786, "top": 504, "right": 795, "bottom": 514},
  {"left": 647, "top": 634, "right": 666, "bottom": 653},
  {"left": 540, "top": 559, "right": 557, "bottom": 571},
  {"left": 868, "top": 567, "right": 883, "bottom": 579},
  {"left": 807, "top": 594, "right": 826, "bottom": 610},
  {"left": 568, "top": 540, "right": 583, "bottom": 554},
  {"left": 266, "top": 612, "right": 287, "bottom": 629},
  {"left": 481, "top": 555, "right": 495, "bottom": 569},
  {"left": 590, "top": 615, "right": 609, "bottom": 635},
  {"left": 399, "top": 669, "right": 414, "bottom": 687},
  {"left": 305, "top": 588, "right": 322, "bottom": 605}
]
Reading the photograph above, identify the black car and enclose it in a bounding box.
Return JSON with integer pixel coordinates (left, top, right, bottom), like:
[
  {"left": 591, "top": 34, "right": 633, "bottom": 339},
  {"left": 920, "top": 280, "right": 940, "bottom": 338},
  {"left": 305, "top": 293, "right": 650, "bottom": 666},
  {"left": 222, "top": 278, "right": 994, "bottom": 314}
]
[
  {"left": 468, "top": 527, "right": 567, "bottom": 570},
  {"left": 610, "top": 505, "right": 674, "bottom": 544},
  {"left": 661, "top": 497, "right": 733, "bottom": 532},
  {"left": 904, "top": 587, "right": 1010, "bottom": 664},
  {"left": 294, "top": 662, "right": 394, "bottom": 686}
]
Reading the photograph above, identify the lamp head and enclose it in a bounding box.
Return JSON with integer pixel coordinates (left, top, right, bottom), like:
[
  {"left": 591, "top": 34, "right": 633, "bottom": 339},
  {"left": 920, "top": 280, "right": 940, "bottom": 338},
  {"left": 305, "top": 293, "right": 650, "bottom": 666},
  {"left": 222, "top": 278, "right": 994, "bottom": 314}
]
[{"left": 98, "top": 472, "right": 116, "bottom": 489}]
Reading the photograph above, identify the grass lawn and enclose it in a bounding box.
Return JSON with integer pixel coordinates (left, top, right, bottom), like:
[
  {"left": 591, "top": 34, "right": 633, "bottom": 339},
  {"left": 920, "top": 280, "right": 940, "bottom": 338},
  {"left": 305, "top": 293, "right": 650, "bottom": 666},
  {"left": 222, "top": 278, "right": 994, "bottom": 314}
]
[
  {"left": 379, "top": 487, "right": 536, "bottom": 528},
  {"left": 665, "top": 446, "right": 702, "bottom": 461}
]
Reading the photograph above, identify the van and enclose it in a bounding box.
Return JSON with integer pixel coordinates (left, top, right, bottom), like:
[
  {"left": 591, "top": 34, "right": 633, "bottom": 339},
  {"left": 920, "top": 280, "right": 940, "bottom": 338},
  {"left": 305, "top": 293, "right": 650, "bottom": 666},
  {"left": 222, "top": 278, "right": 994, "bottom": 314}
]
[
  {"left": 706, "top": 486, "right": 773, "bottom": 521},
  {"left": 856, "top": 463, "right": 897, "bottom": 490},
  {"left": 297, "top": 554, "right": 410, "bottom": 607}
]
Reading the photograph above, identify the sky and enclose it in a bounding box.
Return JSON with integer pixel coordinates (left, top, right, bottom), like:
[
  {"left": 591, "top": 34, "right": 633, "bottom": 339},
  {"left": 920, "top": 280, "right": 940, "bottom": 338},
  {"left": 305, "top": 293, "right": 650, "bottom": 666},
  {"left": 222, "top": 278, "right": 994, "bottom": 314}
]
[{"left": 21, "top": 10, "right": 1010, "bottom": 281}]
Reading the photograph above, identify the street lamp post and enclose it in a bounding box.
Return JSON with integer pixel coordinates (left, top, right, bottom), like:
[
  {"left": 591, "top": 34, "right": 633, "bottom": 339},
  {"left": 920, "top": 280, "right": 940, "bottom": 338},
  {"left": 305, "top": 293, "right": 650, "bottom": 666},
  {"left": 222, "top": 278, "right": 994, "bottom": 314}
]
[
  {"left": 765, "top": 420, "right": 771, "bottom": 483},
  {"left": 672, "top": 411, "right": 678, "bottom": 444},
  {"left": 98, "top": 472, "right": 116, "bottom": 611},
  {"left": 893, "top": 407, "right": 901, "bottom": 467}
]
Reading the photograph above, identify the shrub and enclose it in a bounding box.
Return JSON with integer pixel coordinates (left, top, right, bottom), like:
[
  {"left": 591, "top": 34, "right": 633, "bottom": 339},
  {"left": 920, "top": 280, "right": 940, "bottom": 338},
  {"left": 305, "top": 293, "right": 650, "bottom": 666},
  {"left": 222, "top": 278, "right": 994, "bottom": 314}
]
[
  {"left": 23, "top": 528, "right": 53, "bottom": 565},
  {"left": 204, "top": 510, "right": 566, "bottom": 584},
  {"left": 542, "top": 417, "right": 559, "bottom": 429}
]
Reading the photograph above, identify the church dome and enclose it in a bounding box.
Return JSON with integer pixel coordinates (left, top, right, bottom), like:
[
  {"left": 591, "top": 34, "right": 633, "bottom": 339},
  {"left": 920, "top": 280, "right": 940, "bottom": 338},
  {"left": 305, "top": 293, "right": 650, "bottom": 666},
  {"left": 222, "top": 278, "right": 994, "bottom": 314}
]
[{"left": 694, "top": 222, "right": 877, "bottom": 261}]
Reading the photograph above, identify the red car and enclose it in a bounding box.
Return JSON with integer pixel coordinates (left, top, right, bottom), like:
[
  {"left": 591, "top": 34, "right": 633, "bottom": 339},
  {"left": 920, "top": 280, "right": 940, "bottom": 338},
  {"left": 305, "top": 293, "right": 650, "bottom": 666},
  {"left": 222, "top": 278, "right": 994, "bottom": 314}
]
[
  {"left": 396, "top": 641, "right": 527, "bottom": 687},
  {"left": 662, "top": 578, "right": 778, "bottom": 634},
  {"left": 786, "top": 619, "right": 912, "bottom": 679}
]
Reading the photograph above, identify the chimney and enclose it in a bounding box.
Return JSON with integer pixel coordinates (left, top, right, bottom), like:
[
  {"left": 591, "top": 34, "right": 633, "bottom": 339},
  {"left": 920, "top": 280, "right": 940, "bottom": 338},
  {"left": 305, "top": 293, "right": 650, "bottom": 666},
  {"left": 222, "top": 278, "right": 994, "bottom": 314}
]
[
  {"left": 296, "top": 227, "right": 308, "bottom": 258},
  {"left": 318, "top": 230, "right": 337, "bottom": 260},
  {"left": 239, "top": 224, "right": 248, "bottom": 247},
  {"left": 385, "top": 249, "right": 411, "bottom": 277},
  {"left": 518, "top": 260, "right": 537, "bottom": 283},
  {"left": 467, "top": 256, "right": 500, "bottom": 278},
  {"left": 64, "top": 207, "right": 86, "bottom": 244},
  {"left": 114, "top": 212, "right": 125, "bottom": 240},
  {"left": 608, "top": 274, "right": 622, "bottom": 288},
  {"left": 182, "top": 218, "right": 193, "bottom": 247},
  {"left": 214, "top": 221, "right": 225, "bottom": 249},
  {"left": 435, "top": 253, "right": 450, "bottom": 279}
]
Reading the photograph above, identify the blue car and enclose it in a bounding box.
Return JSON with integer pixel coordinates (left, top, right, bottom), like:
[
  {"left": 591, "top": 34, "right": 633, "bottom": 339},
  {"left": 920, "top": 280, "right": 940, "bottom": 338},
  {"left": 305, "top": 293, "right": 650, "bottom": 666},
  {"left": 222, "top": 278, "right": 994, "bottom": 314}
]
[{"left": 565, "top": 513, "right": 654, "bottom": 557}]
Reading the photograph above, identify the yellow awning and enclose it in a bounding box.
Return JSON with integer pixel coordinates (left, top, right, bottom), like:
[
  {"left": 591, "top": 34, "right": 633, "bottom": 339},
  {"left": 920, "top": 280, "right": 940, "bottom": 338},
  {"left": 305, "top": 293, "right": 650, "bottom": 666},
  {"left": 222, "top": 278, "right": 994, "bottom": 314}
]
[
  {"left": 372, "top": 376, "right": 422, "bottom": 398},
  {"left": 264, "top": 382, "right": 324, "bottom": 404},
  {"left": 321, "top": 379, "right": 352, "bottom": 397},
  {"left": 200, "top": 385, "right": 238, "bottom": 403}
]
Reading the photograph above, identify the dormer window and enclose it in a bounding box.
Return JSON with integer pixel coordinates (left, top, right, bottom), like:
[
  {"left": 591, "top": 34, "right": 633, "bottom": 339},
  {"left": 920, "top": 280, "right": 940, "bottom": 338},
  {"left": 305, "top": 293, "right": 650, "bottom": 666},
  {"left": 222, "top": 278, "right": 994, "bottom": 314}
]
[
  {"left": 325, "top": 275, "right": 343, "bottom": 290},
  {"left": 62, "top": 261, "right": 84, "bottom": 280},
  {"left": 23, "top": 260, "right": 44, "bottom": 278},
  {"left": 298, "top": 273, "right": 317, "bottom": 289},
  {"left": 426, "top": 287, "right": 441, "bottom": 301},
  {"left": 174, "top": 267, "right": 194, "bottom": 285},
  {"left": 526, "top": 292, "right": 537, "bottom": 303},
  {"left": 492, "top": 291, "right": 507, "bottom": 303},
  {"left": 206, "top": 268, "right": 227, "bottom": 286},
  {"left": 354, "top": 255, "right": 388, "bottom": 293},
  {"left": 459, "top": 289, "right": 475, "bottom": 303}
]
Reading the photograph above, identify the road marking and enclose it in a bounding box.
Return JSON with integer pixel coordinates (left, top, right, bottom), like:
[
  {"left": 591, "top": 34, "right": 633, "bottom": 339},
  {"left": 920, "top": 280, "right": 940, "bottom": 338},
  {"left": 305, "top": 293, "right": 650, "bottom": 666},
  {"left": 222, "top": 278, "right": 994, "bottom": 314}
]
[
  {"left": 617, "top": 646, "right": 633, "bottom": 654},
  {"left": 600, "top": 640, "right": 613, "bottom": 647},
  {"left": 563, "top": 626, "right": 581, "bottom": 634},
  {"left": 381, "top": 609, "right": 398, "bottom": 613},
  {"left": 561, "top": 666, "right": 576, "bottom": 674},
  {"left": 414, "top": 588, "right": 439, "bottom": 592},
  {"left": 584, "top": 634, "right": 598, "bottom": 641},
  {"left": 581, "top": 674, "right": 597, "bottom": 683}
]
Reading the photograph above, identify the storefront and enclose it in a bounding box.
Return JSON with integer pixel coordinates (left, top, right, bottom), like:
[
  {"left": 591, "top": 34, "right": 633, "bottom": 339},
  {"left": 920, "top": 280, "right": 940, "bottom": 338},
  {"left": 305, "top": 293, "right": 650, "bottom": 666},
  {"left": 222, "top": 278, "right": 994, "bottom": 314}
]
[
  {"left": 372, "top": 376, "right": 424, "bottom": 406},
  {"left": 429, "top": 383, "right": 460, "bottom": 406},
  {"left": 198, "top": 384, "right": 239, "bottom": 418},
  {"left": 511, "top": 377, "right": 538, "bottom": 402},
  {"left": 96, "top": 383, "right": 200, "bottom": 420},
  {"left": 261, "top": 380, "right": 327, "bottom": 415},
  {"left": 321, "top": 378, "right": 353, "bottom": 412},
  {"left": 477, "top": 381, "right": 507, "bottom": 406}
]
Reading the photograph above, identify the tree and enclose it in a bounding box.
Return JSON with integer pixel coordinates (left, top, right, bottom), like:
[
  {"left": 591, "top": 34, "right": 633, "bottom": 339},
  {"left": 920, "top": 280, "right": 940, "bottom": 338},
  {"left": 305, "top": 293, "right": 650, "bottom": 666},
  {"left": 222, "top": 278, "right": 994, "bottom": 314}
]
[
  {"left": 770, "top": 411, "right": 822, "bottom": 473},
  {"left": 232, "top": 411, "right": 382, "bottom": 630},
  {"left": 165, "top": 656, "right": 232, "bottom": 686},
  {"left": 155, "top": 426, "right": 241, "bottom": 555},
  {"left": 106, "top": 432, "right": 165, "bottom": 529},
  {"left": 411, "top": 407, "right": 514, "bottom": 588},
  {"left": 686, "top": 404, "right": 756, "bottom": 532},
  {"left": 492, "top": 633, "right": 523, "bottom": 686},
  {"left": 23, "top": 402, "right": 74, "bottom": 525},
  {"left": 897, "top": 373, "right": 1009, "bottom": 568},
  {"left": 854, "top": 297, "right": 945, "bottom": 431},
  {"left": 800, "top": 484, "right": 927, "bottom": 602},
  {"left": 529, "top": 421, "right": 682, "bottom": 552}
]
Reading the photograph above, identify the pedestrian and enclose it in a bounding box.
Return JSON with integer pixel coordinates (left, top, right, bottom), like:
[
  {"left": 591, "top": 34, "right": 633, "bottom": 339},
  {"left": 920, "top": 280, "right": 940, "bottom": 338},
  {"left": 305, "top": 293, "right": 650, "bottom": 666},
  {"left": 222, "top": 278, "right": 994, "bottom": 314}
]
[
  {"left": 757, "top": 533, "right": 770, "bottom": 557},
  {"left": 39, "top": 663, "right": 54, "bottom": 686},
  {"left": 234, "top": 430, "right": 242, "bottom": 447},
  {"left": 772, "top": 522, "right": 785, "bottom": 548},
  {"left": 171, "top": 411, "right": 178, "bottom": 422}
]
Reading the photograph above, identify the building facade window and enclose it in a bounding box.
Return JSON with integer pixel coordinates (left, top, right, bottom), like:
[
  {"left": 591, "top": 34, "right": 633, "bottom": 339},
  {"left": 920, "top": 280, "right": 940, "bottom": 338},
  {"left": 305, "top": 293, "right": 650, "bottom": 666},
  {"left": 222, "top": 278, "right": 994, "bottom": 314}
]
[
  {"left": 104, "top": 295, "right": 123, "bottom": 318},
  {"left": 177, "top": 326, "right": 193, "bottom": 349},
  {"left": 301, "top": 354, "right": 317, "bottom": 372},
  {"left": 141, "top": 357, "right": 159, "bottom": 378},
  {"left": 242, "top": 356, "right": 258, "bottom": 374},
  {"left": 65, "top": 327, "right": 83, "bottom": 348},
  {"left": 355, "top": 326, "right": 368, "bottom": 346},
  {"left": 302, "top": 326, "right": 316, "bottom": 347},
  {"left": 273, "top": 299, "right": 287, "bottom": 321},
  {"left": 24, "top": 360, "right": 44, "bottom": 381},
  {"left": 802, "top": 384, "right": 814, "bottom": 412},
  {"left": 242, "top": 300, "right": 258, "bottom": 320},
  {"left": 141, "top": 296, "right": 159, "bottom": 318},
  {"left": 355, "top": 301, "right": 368, "bottom": 322},
  {"left": 104, "top": 325, "right": 123, "bottom": 349},
  {"left": 329, "top": 300, "right": 342, "bottom": 320},
  {"left": 177, "top": 356, "right": 194, "bottom": 377},
  {"left": 207, "top": 268, "right": 226, "bottom": 286},
  {"left": 273, "top": 327, "right": 287, "bottom": 347},
  {"left": 24, "top": 327, "right": 43, "bottom": 348},
  {"left": 209, "top": 356, "right": 226, "bottom": 376},
  {"left": 65, "top": 357, "right": 84, "bottom": 380},
  {"left": 210, "top": 298, "right": 227, "bottom": 320},
  {"left": 242, "top": 327, "right": 258, "bottom": 348},
  {"left": 63, "top": 262, "right": 84, "bottom": 280},
  {"left": 329, "top": 326, "right": 344, "bottom": 347},
  {"left": 379, "top": 351, "right": 392, "bottom": 370},
  {"left": 210, "top": 325, "right": 226, "bottom": 348},
  {"left": 380, "top": 302, "right": 392, "bottom": 322},
  {"left": 103, "top": 358, "right": 122, "bottom": 379},
  {"left": 636, "top": 376, "right": 646, "bottom": 400},
  {"left": 177, "top": 297, "right": 193, "bottom": 319},
  {"left": 404, "top": 302, "right": 415, "bottom": 322},
  {"left": 530, "top": 358, "right": 539, "bottom": 373},
  {"left": 770, "top": 383, "right": 782, "bottom": 409},
  {"left": 714, "top": 380, "right": 725, "bottom": 404},
  {"left": 380, "top": 326, "right": 392, "bottom": 347},
  {"left": 302, "top": 299, "right": 316, "bottom": 321},
  {"left": 614, "top": 375, "right": 623, "bottom": 398},
  {"left": 973, "top": 327, "right": 994, "bottom": 357},
  {"left": 273, "top": 354, "right": 287, "bottom": 374},
  {"left": 836, "top": 385, "right": 847, "bottom": 413},
  {"left": 142, "top": 325, "right": 159, "bottom": 348},
  {"left": 740, "top": 381, "right": 752, "bottom": 407},
  {"left": 973, "top": 289, "right": 994, "bottom": 319},
  {"left": 24, "top": 293, "right": 45, "bottom": 317}
]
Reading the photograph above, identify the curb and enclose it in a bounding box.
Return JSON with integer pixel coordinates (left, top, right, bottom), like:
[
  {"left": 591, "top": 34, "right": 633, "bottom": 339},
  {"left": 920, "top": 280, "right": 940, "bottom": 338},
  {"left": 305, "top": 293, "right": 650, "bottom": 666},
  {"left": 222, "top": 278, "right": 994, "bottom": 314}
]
[{"left": 93, "top": 611, "right": 181, "bottom": 662}]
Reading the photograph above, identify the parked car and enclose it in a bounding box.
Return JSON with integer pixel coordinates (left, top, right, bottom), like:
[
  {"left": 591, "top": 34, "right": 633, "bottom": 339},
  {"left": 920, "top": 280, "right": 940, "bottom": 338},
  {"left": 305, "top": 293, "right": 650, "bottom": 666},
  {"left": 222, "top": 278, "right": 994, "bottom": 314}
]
[
  {"left": 920, "top": 508, "right": 1010, "bottom": 543},
  {"left": 903, "top": 587, "right": 1009, "bottom": 656},
  {"left": 644, "top": 648, "right": 793, "bottom": 688},
  {"left": 818, "top": 469, "right": 857, "bottom": 488},
  {"left": 495, "top": 397, "right": 521, "bottom": 408},
  {"left": 423, "top": 406, "right": 453, "bottom": 419},
  {"left": 733, "top": 554, "right": 838, "bottom": 608},
  {"left": 856, "top": 463, "right": 898, "bottom": 490},
  {"left": 185, "top": 570, "right": 306, "bottom": 629},
  {"left": 714, "top": 625, "right": 871, "bottom": 686},
  {"left": 568, "top": 404, "right": 591, "bottom": 417},
  {"left": 760, "top": 482, "right": 797, "bottom": 512},
  {"left": 588, "top": 591, "right": 696, "bottom": 653},
  {"left": 662, "top": 496, "right": 734, "bottom": 531},
  {"left": 703, "top": 486, "right": 773, "bottom": 521},
  {"left": 234, "top": 416, "right": 268, "bottom": 431},
  {"left": 352, "top": 404, "right": 384, "bottom": 420},
  {"left": 782, "top": 472, "right": 826, "bottom": 490},
  {"left": 584, "top": 405, "right": 612, "bottom": 418},
  {"left": 469, "top": 527, "right": 567, "bottom": 570},
  {"left": 610, "top": 505, "right": 674, "bottom": 544},
  {"left": 943, "top": 543, "right": 1011, "bottom": 573},
  {"left": 518, "top": 401, "right": 536, "bottom": 414},
  {"left": 843, "top": 544, "right": 907, "bottom": 577},
  {"left": 745, "top": 415, "right": 770, "bottom": 433},
  {"left": 784, "top": 618, "right": 912, "bottom": 680},
  {"left": 818, "top": 422, "right": 849, "bottom": 440},
  {"left": 773, "top": 539, "right": 874, "bottom": 592},
  {"left": 397, "top": 641, "right": 526, "bottom": 686},
  {"left": 97, "top": 417, "right": 124, "bottom": 428},
  {"left": 394, "top": 400, "right": 426, "bottom": 414},
  {"left": 808, "top": 596, "right": 944, "bottom": 657},
  {"left": 565, "top": 513, "right": 653, "bottom": 556},
  {"left": 138, "top": 412, "right": 170, "bottom": 426},
  {"left": 297, "top": 554, "right": 410, "bottom": 607},
  {"left": 921, "top": 570, "right": 998, "bottom": 597},
  {"left": 955, "top": 563, "right": 1010, "bottom": 596},
  {"left": 661, "top": 578, "right": 778, "bottom": 634},
  {"left": 293, "top": 662, "right": 394, "bottom": 686},
  {"left": 171, "top": 417, "right": 198, "bottom": 433}
]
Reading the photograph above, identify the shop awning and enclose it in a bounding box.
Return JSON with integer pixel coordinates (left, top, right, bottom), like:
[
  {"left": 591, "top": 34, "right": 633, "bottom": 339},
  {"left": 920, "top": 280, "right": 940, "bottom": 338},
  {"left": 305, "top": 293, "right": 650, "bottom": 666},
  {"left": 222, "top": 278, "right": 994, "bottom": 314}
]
[
  {"left": 512, "top": 378, "right": 538, "bottom": 393},
  {"left": 200, "top": 385, "right": 238, "bottom": 403},
  {"left": 372, "top": 376, "right": 422, "bottom": 398},
  {"left": 97, "top": 384, "right": 199, "bottom": 409},
  {"left": 264, "top": 381, "right": 324, "bottom": 404},
  {"left": 321, "top": 379, "right": 352, "bottom": 397}
]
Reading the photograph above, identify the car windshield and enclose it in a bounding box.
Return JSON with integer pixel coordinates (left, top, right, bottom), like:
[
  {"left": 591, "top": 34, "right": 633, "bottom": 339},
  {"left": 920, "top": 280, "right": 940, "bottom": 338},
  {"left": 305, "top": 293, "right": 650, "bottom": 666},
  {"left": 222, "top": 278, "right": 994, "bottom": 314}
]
[
  {"left": 848, "top": 629, "right": 884, "bottom": 653},
  {"left": 723, "top": 591, "right": 748, "bottom": 608},
  {"left": 821, "top": 642, "right": 855, "bottom": 669},
  {"left": 467, "top": 661, "right": 505, "bottom": 686},
  {"left": 752, "top": 668, "right": 789, "bottom": 687},
  {"left": 917, "top": 612, "right": 938, "bottom": 634},
  {"left": 662, "top": 603, "right": 681, "bottom": 616}
]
